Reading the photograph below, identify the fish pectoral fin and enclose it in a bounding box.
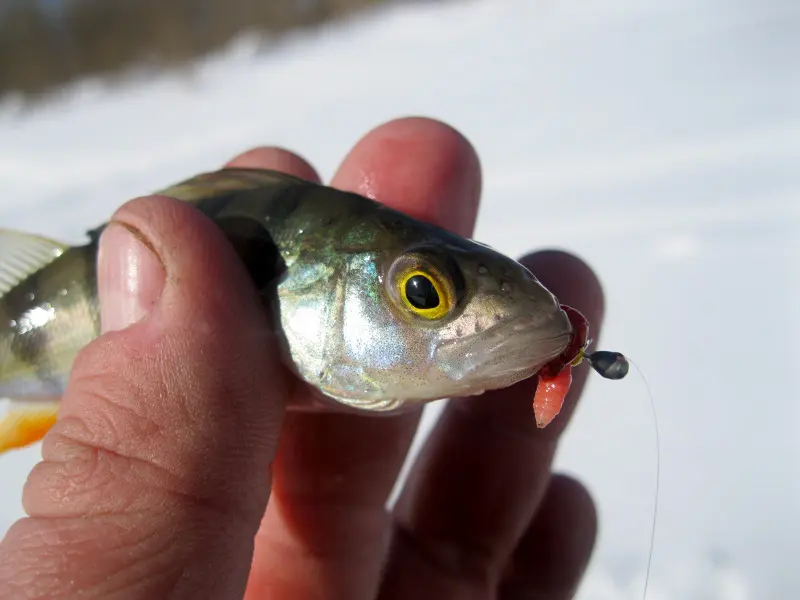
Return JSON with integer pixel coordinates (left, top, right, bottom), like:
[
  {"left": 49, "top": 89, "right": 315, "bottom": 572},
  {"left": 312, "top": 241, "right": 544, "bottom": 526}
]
[
  {"left": 215, "top": 216, "right": 285, "bottom": 289},
  {"left": 0, "top": 402, "right": 59, "bottom": 454},
  {"left": 0, "top": 229, "right": 69, "bottom": 295}
]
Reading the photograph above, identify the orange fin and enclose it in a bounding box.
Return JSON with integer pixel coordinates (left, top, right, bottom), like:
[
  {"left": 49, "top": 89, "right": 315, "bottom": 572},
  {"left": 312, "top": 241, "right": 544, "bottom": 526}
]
[{"left": 0, "top": 404, "right": 59, "bottom": 454}]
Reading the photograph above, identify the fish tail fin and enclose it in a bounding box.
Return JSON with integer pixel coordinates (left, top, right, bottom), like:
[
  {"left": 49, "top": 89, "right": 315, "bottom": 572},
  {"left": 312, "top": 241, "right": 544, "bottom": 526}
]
[
  {"left": 0, "top": 229, "right": 95, "bottom": 418},
  {"left": 0, "top": 228, "right": 71, "bottom": 295},
  {"left": 0, "top": 401, "right": 59, "bottom": 454}
]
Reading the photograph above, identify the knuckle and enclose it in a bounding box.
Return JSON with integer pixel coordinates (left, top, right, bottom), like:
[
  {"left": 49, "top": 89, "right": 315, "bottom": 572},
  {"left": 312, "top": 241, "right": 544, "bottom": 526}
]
[
  {"left": 26, "top": 339, "right": 180, "bottom": 519},
  {"left": 392, "top": 519, "right": 497, "bottom": 583},
  {"left": 61, "top": 338, "right": 167, "bottom": 457},
  {"left": 0, "top": 512, "right": 180, "bottom": 599}
]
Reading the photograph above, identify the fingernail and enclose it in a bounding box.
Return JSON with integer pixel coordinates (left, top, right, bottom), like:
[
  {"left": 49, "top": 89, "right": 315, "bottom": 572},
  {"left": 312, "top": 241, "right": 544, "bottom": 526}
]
[{"left": 98, "top": 223, "right": 165, "bottom": 333}]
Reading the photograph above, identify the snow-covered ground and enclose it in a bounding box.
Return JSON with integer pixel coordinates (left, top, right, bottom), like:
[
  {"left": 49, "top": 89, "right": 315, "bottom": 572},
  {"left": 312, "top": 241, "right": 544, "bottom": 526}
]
[{"left": 1, "top": 0, "right": 798, "bottom": 598}]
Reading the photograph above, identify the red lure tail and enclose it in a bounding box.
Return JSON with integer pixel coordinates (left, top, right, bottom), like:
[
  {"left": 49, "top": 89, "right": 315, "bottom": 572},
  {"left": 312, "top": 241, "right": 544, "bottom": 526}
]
[{"left": 532, "top": 305, "right": 590, "bottom": 428}]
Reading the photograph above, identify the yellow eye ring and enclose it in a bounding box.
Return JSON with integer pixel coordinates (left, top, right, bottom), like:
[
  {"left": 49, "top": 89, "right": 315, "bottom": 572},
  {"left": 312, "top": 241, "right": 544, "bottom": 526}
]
[{"left": 397, "top": 267, "right": 453, "bottom": 320}]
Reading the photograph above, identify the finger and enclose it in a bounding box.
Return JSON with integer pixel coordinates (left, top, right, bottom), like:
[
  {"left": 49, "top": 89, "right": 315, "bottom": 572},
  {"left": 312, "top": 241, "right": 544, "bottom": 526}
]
[
  {"left": 245, "top": 117, "right": 482, "bottom": 600},
  {"left": 225, "top": 146, "right": 321, "bottom": 182},
  {"left": 499, "top": 475, "right": 597, "bottom": 600},
  {"left": 378, "top": 251, "right": 604, "bottom": 598},
  {"left": 0, "top": 196, "right": 286, "bottom": 600},
  {"left": 332, "top": 116, "right": 480, "bottom": 237}
]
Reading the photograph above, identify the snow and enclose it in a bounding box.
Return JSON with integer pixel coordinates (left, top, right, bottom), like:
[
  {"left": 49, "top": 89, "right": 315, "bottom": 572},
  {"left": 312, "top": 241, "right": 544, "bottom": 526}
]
[{"left": 1, "top": 0, "right": 798, "bottom": 598}]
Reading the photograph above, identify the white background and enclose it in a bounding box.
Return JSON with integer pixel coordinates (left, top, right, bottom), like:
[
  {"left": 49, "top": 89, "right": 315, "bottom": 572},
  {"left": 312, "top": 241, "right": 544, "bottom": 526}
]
[{"left": 1, "top": 0, "right": 798, "bottom": 598}]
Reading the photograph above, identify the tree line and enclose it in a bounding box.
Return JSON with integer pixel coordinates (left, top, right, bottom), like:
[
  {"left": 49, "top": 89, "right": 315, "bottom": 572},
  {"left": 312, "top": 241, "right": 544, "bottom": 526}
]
[{"left": 0, "top": 0, "right": 389, "bottom": 100}]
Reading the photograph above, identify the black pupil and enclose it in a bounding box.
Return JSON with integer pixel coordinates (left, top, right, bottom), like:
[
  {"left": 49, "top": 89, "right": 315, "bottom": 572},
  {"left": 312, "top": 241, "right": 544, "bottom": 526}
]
[{"left": 405, "top": 274, "right": 440, "bottom": 310}]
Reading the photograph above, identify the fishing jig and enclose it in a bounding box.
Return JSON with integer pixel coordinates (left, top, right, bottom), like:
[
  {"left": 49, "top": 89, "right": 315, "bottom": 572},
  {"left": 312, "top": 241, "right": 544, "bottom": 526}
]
[{"left": 532, "top": 304, "right": 629, "bottom": 429}]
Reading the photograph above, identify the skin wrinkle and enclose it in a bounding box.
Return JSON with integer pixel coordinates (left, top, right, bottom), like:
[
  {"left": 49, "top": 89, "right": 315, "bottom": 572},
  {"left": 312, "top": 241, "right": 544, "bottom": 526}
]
[
  {"left": 72, "top": 518, "right": 175, "bottom": 597},
  {"left": 35, "top": 432, "right": 165, "bottom": 519},
  {"left": 34, "top": 357, "right": 188, "bottom": 496},
  {"left": 62, "top": 371, "right": 164, "bottom": 453},
  {"left": 0, "top": 513, "right": 182, "bottom": 599},
  {"left": 32, "top": 425, "right": 233, "bottom": 520},
  {"left": 39, "top": 303, "right": 274, "bottom": 519},
  {"left": 2, "top": 191, "right": 286, "bottom": 599}
]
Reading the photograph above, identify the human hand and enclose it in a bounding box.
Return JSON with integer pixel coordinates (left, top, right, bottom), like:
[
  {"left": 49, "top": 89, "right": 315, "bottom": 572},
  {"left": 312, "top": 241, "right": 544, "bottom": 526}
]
[{"left": 0, "top": 117, "right": 604, "bottom": 599}]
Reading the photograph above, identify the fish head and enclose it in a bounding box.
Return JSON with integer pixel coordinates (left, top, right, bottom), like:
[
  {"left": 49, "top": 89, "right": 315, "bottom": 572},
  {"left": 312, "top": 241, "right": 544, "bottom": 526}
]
[
  {"left": 286, "top": 221, "right": 574, "bottom": 411},
  {"left": 373, "top": 239, "right": 572, "bottom": 403},
  {"left": 420, "top": 240, "right": 573, "bottom": 393}
]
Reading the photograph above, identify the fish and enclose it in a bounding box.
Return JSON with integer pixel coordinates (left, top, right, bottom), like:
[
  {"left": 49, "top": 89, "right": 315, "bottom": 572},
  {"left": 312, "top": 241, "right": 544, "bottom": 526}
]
[{"left": 0, "top": 167, "right": 579, "bottom": 454}]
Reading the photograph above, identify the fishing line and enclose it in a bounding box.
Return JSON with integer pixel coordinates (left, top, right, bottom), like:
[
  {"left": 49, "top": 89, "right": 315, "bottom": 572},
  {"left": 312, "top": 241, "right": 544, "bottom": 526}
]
[
  {"left": 629, "top": 358, "right": 659, "bottom": 600},
  {"left": 586, "top": 351, "right": 660, "bottom": 600}
]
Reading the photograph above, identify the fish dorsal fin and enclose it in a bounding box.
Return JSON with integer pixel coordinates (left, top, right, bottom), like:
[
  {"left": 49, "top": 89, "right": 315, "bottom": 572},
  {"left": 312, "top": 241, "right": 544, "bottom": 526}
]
[
  {"left": 86, "top": 168, "right": 315, "bottom": 245},
  {"left": 0, "top": 229, "right": 69, "bottom": 295},
  {"left": 156, "top": 168, "right": 311, "bottom": 204}
]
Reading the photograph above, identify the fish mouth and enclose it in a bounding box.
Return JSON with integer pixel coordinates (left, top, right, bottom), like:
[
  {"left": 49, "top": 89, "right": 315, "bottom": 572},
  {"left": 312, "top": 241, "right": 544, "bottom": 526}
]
[{"left": 433, "top": 311, "right": 573, "bottom": 386}]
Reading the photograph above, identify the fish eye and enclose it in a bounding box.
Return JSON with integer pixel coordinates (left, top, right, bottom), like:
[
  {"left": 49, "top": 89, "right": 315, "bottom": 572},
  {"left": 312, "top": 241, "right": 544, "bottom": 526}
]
[
  {"left": 399, "top": 269, "right": 451, "bottom": 319},
  {"left": 388, "top": 253, "right": 457, "bottom": 321},
  {"left": 405, "top": 273, "right": 439, "bottom": 309}
]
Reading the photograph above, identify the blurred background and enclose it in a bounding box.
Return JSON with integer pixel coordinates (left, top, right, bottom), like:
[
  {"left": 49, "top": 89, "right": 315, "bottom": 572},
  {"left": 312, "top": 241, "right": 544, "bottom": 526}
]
[{"left": 0, "top": 0, "right": 798, "bottom": 598}]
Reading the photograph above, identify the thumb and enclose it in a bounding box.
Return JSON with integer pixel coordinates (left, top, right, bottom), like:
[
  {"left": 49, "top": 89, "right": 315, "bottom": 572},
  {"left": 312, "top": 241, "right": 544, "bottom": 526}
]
[{"left": 0, "top": 196, "right": 286, "bottom": 599}]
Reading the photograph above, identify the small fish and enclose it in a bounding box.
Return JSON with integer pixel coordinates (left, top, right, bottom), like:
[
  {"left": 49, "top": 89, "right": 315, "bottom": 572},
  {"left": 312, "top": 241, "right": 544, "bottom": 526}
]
[{"left": 0, "top": 168, "right": 580, "bottom": 454}]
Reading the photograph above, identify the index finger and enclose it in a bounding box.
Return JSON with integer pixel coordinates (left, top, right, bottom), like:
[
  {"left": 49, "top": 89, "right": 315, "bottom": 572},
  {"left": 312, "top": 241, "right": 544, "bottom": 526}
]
[{"left": 331, "top": 116, "right": 481, "bottom": 237}]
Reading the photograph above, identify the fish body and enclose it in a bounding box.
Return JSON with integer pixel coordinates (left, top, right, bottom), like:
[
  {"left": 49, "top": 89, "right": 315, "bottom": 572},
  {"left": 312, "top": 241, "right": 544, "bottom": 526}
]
[{"left": 0, "top": 168, "right": 573, "bottom": 452}]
